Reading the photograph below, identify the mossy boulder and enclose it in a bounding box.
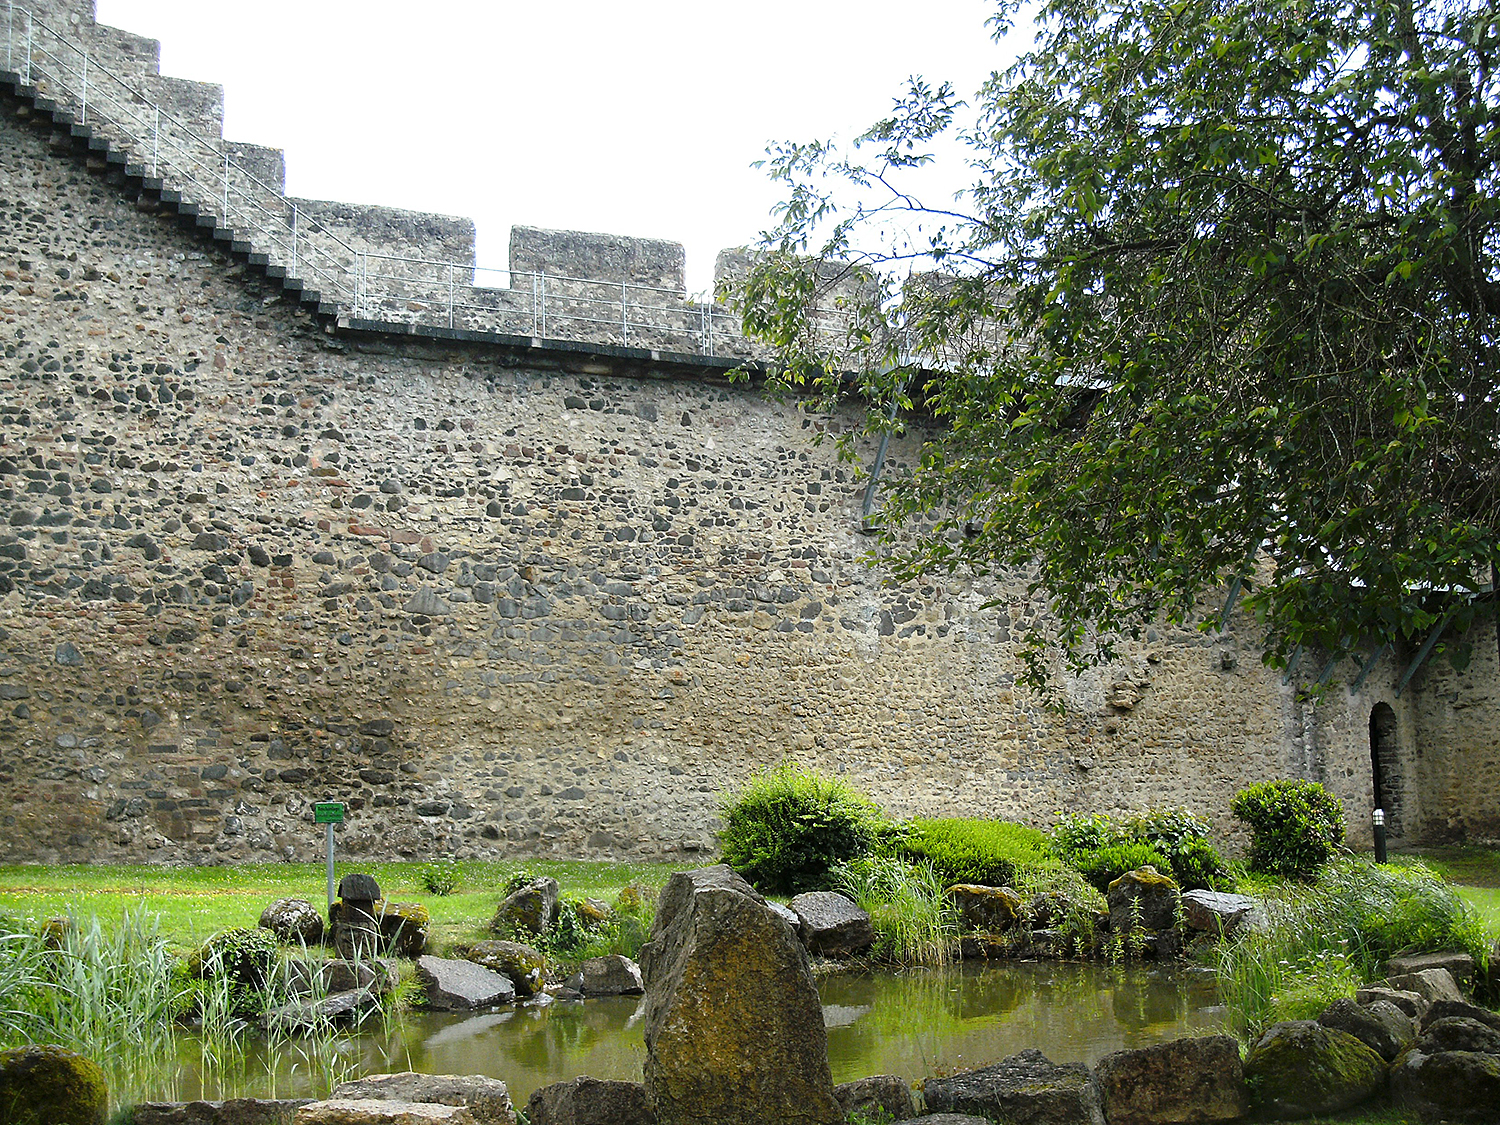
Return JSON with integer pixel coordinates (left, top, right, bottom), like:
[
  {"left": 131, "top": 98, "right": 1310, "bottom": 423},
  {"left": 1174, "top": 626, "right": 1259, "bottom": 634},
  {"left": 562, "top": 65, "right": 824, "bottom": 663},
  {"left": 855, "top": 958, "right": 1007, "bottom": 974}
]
[
  {"left": 639, "top": 865, "right": 843, "bottom": 1125},
  {"left": 947, "top": 885, "right": 1024, "bottom": 932},
  {"left": 0, "top": 1044, "right": 107, "bottom": 1125},
  {"left": 1244, "top": 1020, "right": 1387, "bottom": 1119},
  {"left": 1107, "top": 866, "right": 1181, "bottom": 935},
  {"left": 377, "top": 901, "right": 430, "bottom": 958},
  {"left": 491, "top": 877, "right": 559, "bottom": 939},
  {"left": 259, "top": 897, "right": 326, "bottom": 945},
  {"left": 455, "top": 940, "right": 547, "bottom": 997}
]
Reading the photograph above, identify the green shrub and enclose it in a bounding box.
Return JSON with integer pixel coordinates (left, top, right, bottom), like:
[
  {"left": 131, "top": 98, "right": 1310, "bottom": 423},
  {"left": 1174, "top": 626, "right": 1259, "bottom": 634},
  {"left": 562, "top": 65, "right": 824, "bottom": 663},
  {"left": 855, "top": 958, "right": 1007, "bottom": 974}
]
[
  {"left": 1231, "top": 779, "right": 1346, "bottom": 879},
  {"left": 719, "top": 763, "right": 884, "bottom": 894},
  {"left": 419, "top": 857, "right": 462, "bottom": 896},
  {"left": 1072, "top": 841, "right": 1172, "bottom": 893},
  {"left": 832, "top": 856, "right": 958, "bottom": 966},
  {"left": 1054, "top": 808, "right": 1233, "bottom": 891},
  {"left": 900, "top": 818, "right": 1058, "bottom": 887}
]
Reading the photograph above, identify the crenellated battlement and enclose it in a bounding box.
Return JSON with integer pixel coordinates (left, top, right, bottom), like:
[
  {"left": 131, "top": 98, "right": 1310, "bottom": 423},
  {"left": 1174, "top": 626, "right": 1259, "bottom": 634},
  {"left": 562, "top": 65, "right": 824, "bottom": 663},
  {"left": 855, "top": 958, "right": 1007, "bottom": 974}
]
[{"left": 1, "top": 1, "right": 794, "bottom": 360}]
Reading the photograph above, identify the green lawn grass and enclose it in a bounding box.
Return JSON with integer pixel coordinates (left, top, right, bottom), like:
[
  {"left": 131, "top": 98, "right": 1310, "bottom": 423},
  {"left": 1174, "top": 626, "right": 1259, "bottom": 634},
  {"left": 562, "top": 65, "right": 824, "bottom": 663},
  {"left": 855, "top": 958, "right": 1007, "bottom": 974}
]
[{"left": 0, "top": 859, "right": 681, "bottom": 952}]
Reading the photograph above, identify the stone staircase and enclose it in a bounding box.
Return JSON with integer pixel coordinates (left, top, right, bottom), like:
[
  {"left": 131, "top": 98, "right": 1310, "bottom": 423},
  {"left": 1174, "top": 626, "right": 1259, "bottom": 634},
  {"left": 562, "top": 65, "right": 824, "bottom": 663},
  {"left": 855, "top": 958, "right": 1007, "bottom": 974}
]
[{"left": 0, "top": 0, "right": 766, "bottom": 360}]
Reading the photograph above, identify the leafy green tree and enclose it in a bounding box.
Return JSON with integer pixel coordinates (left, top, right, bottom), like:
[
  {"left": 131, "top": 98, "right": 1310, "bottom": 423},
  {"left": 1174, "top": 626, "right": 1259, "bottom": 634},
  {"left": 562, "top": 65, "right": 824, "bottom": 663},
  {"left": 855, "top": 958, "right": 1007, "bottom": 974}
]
[{"left": 738, "top": 0, "right": 1499, "bottom": 690}]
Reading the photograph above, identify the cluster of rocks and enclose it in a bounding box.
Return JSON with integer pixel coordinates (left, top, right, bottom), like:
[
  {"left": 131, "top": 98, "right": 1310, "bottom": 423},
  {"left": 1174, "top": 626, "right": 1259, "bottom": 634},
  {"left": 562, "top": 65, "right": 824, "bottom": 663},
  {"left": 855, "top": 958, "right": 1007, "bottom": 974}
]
[
  {"left": 950, "top": 866, "right": 1264, "bottom": 962},
  {"left": 1244, "top": 952, "right": 1500, "bottom": 1123}
]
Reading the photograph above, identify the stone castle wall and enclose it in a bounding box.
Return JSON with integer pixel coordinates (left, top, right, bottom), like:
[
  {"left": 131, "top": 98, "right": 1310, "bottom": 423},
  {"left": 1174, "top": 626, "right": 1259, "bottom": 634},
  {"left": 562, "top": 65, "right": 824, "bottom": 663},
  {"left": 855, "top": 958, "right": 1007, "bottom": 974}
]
[{"left": 2, "top": 29, "right": 1498, "bottom": 865}]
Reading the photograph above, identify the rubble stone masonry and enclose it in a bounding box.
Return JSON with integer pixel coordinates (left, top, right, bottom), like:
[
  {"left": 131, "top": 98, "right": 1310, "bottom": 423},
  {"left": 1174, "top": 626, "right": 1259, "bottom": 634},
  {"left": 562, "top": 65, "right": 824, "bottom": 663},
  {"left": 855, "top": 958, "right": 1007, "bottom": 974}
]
[{"left": 1, "top": 87, "right": 1496, "bottom": 865}]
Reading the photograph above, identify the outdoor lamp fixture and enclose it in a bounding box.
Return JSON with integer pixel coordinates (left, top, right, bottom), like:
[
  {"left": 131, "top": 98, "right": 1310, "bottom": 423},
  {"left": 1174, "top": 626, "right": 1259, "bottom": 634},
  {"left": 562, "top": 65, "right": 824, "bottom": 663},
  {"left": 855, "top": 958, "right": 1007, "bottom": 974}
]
[{"left": 1372, "top": 808, "right": 1387, "bottom": 864}]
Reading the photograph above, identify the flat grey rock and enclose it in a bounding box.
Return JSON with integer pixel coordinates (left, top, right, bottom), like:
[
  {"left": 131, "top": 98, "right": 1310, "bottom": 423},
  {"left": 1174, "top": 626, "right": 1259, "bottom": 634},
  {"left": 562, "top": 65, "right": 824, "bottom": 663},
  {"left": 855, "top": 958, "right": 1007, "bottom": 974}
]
[{"left": 415, "top": 956, "right": 516, "bottom": 1010}]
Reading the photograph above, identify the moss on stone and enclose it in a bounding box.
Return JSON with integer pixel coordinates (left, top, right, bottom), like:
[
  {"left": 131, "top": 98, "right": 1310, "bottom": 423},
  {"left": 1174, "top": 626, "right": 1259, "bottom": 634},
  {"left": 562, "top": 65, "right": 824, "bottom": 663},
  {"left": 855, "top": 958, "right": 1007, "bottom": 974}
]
[
  {"left": 1245, "top": 1020, "right": 1387, "bottom": 1119},
  {"left": 0, "top": 1044, "right": 108, "bottom": 1125}
]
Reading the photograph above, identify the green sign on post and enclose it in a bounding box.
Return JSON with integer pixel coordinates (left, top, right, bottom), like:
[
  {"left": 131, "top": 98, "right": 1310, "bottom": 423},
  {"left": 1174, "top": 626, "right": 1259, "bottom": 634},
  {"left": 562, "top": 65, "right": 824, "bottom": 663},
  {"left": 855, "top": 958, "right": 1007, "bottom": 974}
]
[{"left": 315, "top": 801, "right": 345, "bottom": 909}]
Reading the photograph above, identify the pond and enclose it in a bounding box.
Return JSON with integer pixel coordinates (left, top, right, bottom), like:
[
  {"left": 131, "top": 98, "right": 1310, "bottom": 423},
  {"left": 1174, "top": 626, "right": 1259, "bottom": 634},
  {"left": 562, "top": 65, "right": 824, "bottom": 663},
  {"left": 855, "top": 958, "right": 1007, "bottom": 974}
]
[{"left": 151, "top": 962, "right": 1227, "bottom": 1107}]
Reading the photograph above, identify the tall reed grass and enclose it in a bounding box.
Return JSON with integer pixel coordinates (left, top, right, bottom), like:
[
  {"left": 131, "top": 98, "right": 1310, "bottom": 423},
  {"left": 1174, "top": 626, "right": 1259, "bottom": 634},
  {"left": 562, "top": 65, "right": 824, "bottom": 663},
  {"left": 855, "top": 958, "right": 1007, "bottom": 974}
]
[
  {"left": 833, "top": 856, "right": 959, "bottom": 966},
  {"left": 1216, "top": 857, "right": 1488, "bottom": 1038},
  {"left": 0, "top": 908, "right": 388, "bottom": 1107}
]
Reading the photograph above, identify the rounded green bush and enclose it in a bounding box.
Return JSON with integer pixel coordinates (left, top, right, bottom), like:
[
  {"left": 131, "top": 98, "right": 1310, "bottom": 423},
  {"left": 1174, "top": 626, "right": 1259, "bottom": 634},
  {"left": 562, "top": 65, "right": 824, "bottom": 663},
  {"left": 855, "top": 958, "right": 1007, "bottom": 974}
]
[
  {"left": 1231, "top": 779, "right": 1346, "bottom": 879},
  {"left": 1073, "top": 841, "right": 1172, "bottom": 893},
  {"left": 719, "top": 763, "right": 883, "bottom": 894}
]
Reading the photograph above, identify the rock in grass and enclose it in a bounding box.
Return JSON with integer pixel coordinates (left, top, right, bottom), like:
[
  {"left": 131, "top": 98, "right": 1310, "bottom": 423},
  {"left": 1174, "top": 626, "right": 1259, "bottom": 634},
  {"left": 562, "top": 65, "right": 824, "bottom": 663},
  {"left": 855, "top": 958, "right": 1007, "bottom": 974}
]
[
  {"left": 640, "top": 865, "right": 842, "bottom": 1125},
  {"left": 921, "top": 1048, "right": 1105, "bottom": 1124},
  {"left": 491, "top": 877, "right": 559, "bottom": 939},
  {"left": 1391, "top": 1021, "right": 1500, "bottom": 1124},
  {"left": 526, "top": 1077, "right": 652, "bottom": 1125},
  {"left": 0, "top": 1045, "right": 108, "bottom": 1125},
  {"left": 332, "top": 1074, "right": 514, "bottom": 1125},
  {"left": 1094, "top": 1034, "right": 1246, "bottom": 1125},
  {"left": 1243, "top": 1020, "right": 1387, "bottom": 1119},
  {"left": 1107, "top": 866, "right": 1181, "bottom": 935},
  {"left": 259, "top": 898, "right": 326, "bottom": 945}
]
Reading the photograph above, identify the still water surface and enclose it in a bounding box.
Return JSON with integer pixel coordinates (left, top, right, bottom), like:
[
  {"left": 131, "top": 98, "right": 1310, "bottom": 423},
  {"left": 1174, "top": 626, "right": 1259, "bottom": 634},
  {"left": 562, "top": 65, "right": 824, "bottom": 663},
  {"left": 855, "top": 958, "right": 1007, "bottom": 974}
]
[{"left": 167, "top": 962, "right": 1226, "bottom": 1106}]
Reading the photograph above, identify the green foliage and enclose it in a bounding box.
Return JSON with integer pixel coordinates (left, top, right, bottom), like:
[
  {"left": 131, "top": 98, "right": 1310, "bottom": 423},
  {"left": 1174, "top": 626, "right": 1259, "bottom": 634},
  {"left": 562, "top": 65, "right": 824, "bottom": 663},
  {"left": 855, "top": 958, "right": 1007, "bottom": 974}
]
[
  {"left": 832, "top": 856, "right": 958, "bottom": 966},
  {"left": 900, "top": 818, "right": 1058, "bottom": 887},
  {"left": 419, "top": 857, "right": 462, "bottom": 897},
  {"left": 1054, "top": 809, "right": 1233, "bottom": 891},
  {"left": 1231, "top": 780, "right": 1346, "bottom": 879},
  {"left": 718, "top": 763, "right": 885, "bottom": 894},
  {"left": 738, "top": 0, "right": 1500, "bottom": 693},
  {"left": 1217, "top": 857, "right": 1487, "bottom": 1037},
  {"left": 1071, "top": 842, "right": 1172, "bottom": 894}
]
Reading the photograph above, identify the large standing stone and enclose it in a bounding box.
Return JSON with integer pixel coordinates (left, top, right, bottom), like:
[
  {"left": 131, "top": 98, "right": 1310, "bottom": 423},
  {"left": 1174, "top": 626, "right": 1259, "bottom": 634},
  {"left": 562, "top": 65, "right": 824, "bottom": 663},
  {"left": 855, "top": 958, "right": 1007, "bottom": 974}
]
[
  {"left": 331, "top": 1075, "right": 514, "bottom": 1125},
  {"left": 789, "top": 891, "right": 876, "bottom": 957},
  {"left": 921, "top": 1049, "right": 1106, "bottom": 1125},
  {"left": 1243, "top": 1020, "right": 1387, "bottom": 1119},
  {"left": 414, "top": 956, "right": 516, "bottom": 1010},
  {"left": 639, "top": 865, "right": 842, "bottom": 1125},
  {"left": 1093, "top": 1035, "right": 1245, "bottom": 1125},
  {"left": 0, "top": 1045, "right": 108, "bottom": 1125},
  {"left": 491, "top": 877, "right": 560, "bottom": 939},
  {"left": 526, "top": 1077, "right": 653, "bottom": 1125}
]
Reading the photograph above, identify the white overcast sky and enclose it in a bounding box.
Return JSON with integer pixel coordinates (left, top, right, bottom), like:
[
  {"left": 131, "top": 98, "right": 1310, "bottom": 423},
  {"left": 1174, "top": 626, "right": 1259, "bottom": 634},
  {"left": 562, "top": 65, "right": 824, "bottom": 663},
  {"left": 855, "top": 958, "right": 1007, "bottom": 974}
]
[{"left": 91, "top": 0, "right": 1027, "bottom": 295}]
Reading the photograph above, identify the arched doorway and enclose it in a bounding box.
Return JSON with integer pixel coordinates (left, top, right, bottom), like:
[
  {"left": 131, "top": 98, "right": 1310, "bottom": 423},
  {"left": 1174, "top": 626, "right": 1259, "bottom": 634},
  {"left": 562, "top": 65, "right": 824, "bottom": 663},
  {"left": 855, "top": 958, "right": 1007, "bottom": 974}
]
[{"left": 1369, "top": 703, "right": 1403, "bottom": 838}]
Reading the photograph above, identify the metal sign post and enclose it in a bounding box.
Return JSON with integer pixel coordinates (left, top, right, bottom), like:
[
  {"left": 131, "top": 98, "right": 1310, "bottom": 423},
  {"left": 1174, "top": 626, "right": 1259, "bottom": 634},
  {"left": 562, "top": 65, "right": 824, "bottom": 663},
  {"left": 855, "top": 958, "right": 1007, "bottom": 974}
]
[{"left": 314, "top": 801, "right": 345, "bottom": 910}]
